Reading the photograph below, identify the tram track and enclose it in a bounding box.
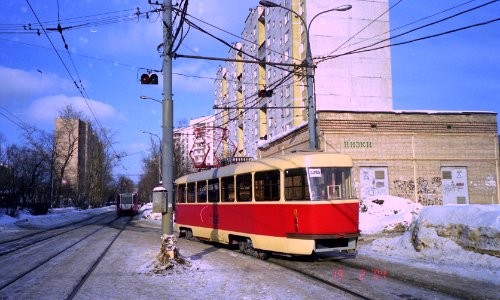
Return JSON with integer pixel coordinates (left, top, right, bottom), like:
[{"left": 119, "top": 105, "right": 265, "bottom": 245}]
[
  {"left": 0, "top": 211, "right": 116, "bottom": 257},
  {"left": 67, "top": 216, "right": 131, "bottom": 300},
  {"left": 267, "top": 256, "right": 373, "bottom": 300},
  {"left": 268, "top": 254, "right": 463, "bottom": 300},
  {"left": 0, "top": 215, "right": 130, "bottom": 297}
]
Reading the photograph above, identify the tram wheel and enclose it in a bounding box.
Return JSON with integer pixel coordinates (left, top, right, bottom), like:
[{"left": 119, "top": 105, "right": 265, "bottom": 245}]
[
  {"left": 239, "top": 238, "right": 269, "bottom": 260},
  {"left": 238, "top": 240, "right": 247, "bottom": 254},
  {"left": 185, "top": 229, "right": 193, "bottom": 240}
]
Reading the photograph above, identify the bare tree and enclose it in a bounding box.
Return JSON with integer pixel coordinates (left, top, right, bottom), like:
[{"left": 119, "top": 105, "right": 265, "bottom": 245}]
[
  {"left": 53, "top": 105, "right": 83, "bottom": 207},
  {"left": 85, "top": 128, "right": 121, "bottom": 208},
  {"left": 138, "top": 137, "right": 162, "bottom": 204},
  {"left": 23, "top": 126, "right": 56, "bottom": 209}
]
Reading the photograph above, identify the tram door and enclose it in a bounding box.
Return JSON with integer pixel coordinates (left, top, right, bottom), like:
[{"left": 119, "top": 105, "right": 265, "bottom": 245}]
[
  {"left": 359, "top": 167, "right": 389, "bottom": 200},
  {"left": 441, "top": 167, "right": 469, "bottom": 204}
]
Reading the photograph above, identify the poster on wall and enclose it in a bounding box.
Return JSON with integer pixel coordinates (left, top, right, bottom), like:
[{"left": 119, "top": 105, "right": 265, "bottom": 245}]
[
  {"left": 359, "top": 167, "right": 388, "bottom": 200},
  {"left": 441, "top": 167, "right": 469, "bottom": 204}
]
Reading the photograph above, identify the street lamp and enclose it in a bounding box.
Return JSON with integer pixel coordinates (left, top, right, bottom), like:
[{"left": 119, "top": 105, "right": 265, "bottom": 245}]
[
  {"left": 141, "top": 130, "right": 162, "bottom": 184},
  {"left": 259, "top": 1, "right": 351, "bottom": 150},
  {"left": 139, "top": 95, "right": 162, "bottom": 104}
]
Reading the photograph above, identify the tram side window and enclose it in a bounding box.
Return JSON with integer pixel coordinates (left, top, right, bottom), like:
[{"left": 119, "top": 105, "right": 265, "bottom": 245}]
[
  {"left": 221, "top": 176, "right": 235, "bottom": 202},
  {"left": 207, "top": 179, "right": 219, "bottom": 202},
  {"left": 285, "top": 168, "right": 310, "bottom": 201},
  {"left": 236, "top": 173, "right": 252, "bottom": 202},
  {"left": 197, "top": 180, "right": 207, "bottom": 203},
  {"left": 177, "top": 184, "right": 186, "bottom": 203},
  {"left": 187, "top": 182, "right": 196, "bottom": 203},
  {"left": 255, "top": 170, "right": 280, "bottom": 201}
]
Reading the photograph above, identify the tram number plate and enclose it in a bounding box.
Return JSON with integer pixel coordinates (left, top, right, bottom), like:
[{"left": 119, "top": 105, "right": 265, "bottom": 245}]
[{"left": 308, "top": 168, "right": 322, "bottom": 177}]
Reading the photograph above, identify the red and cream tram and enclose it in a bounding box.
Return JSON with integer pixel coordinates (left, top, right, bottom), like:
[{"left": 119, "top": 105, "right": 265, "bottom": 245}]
[
  {"left": 116, "top": 192, "right": 139, "bottom": 216},
  {"left": 174, "top": 152, "right": 359, "bottom": 257}
]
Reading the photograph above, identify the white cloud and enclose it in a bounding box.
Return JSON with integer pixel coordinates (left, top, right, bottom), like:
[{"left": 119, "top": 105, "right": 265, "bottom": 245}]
[
  {"left": 25, "top": 94, "right": 125, "bottom": 126},
  {"left": 172, "top": 61, "right": 218, "bottom": 92},
  {"left": 0, "top": 66, "right": 73, "bottom": 103}
]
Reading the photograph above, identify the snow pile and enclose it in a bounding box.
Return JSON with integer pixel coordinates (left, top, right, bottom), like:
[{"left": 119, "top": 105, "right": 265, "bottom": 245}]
[
  {"left": 140, "top": 202, "right": 162, "bottom": 221},
  {"left": 0, "top": 206, "right": 115, "bottom": 231},
  {"left": 360, "top": 198, "right": 500, "bottom": 284},
  {"left": 411, "top": 205, "right": 500, "bottom": 256},
  {"left": 360, "top": 195, "right": 422, "bottom": 234}
]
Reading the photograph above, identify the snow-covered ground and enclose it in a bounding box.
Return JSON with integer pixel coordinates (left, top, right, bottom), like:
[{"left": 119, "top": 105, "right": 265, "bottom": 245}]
[
  {"left": 0, "top": 206, "right": 115, "bottom": 232},
  {"left": 2, "top": 198, "right": 499, "bottom": 285}
]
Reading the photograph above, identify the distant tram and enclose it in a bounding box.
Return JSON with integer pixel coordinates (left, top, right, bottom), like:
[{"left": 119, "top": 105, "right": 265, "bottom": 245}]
[
  {"left": 116, "top": 193, "right": 139, "bottom": 216},
  {"left": 174, "top": 152, "right": 359, "bottom": 257}
]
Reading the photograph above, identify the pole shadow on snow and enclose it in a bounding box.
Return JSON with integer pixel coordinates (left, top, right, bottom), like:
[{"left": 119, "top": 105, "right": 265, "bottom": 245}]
[{"left": 189, "top": 246, "right": 220, "bottom": 261}]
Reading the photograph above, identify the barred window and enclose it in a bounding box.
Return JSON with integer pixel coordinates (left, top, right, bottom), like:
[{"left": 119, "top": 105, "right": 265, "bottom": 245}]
[
  {"left": 255, "top": 170, "right": 280, "bottom": 201},
  {"left": 221, "top": 176, "right": 235, "bottom": 202},
  {"left": 197, "top": 180, "right": 207, "bottom": 203},
  {"left": 176, "top": 184, "right": 186, "bottom": 203},
  {"left": 208, "top": 179, "right": 219, "bottom": 202},
  {"left": 285, "top": 168, "right": 310, "bottom": 201},
  {"left": 236, "top": 173, "right": 252, "bottom": 202},
  {"left": 187, "top": 182, "right": 196, "bottom": 203}
]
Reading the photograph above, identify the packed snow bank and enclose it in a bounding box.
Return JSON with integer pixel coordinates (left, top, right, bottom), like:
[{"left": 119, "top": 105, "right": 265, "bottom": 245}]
[
  {"left": 0, "top": 206, "right": 115, "bottom": 232},
  {"left": 140, "top": 202, "right": 161, "bottom": 221},
  {"left": 359, "top": 195, "right": 500, "bottom": 284},
  {"left": 360, "top": 195, "right": 422, "bottom": 234},
  {"left": 412, "top": 205, "right": 500, "bottom": 256}
]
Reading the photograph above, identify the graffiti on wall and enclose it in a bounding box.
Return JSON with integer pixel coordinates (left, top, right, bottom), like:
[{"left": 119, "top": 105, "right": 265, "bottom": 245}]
[
  {"left": 392, "top": 177, "right": 443, "bottom": 205},
  {"left": 393, "top": 179, "right": 415, "bottom": 200}
]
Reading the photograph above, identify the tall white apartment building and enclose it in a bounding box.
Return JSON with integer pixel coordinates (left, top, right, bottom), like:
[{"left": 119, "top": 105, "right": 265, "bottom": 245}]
[{"left": 214, "top": 0, "right": 392, "bottom": 159}]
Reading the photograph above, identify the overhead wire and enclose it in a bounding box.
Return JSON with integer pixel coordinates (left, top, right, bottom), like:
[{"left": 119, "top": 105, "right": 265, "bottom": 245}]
[
  {"left": 316, "top": 0, "right": 500, "bottom": 63},
  {"left": 333, "top": 0, "right": 481, "bottom": 53},
  {"left": 173, "top": 7, "right": 302, "bottom": 64},
  {"left": 318, "top": 17, "right": 500, "bottom": 62},
  {"left": 0, "top": 7, "right": 161, "bottom": 35},
  {"left": 24, "top": 0, "right": 124, "bottom": 164},
  {"left": 319, "top": 0, "right": 405, "bottom": 59}
]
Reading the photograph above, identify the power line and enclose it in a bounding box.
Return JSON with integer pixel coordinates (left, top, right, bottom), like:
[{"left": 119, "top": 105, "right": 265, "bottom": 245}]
[
  {"left": 25, "top": 0, "right": 123, "bottom": 168},
  {"left": 316, "top": 0, "right": 499, "bottom": 63},
  {"left": 176, "top": 8, "right": 302, "bottom": 64},
  {"left": 332, "top": 0, "right": 482, "bottom": 54},
  {"left": 319, "top": 17, "right": 500, "bottom": 62},
  {"left": 320, "top": 0, "right": 405, "bottom": 59}
]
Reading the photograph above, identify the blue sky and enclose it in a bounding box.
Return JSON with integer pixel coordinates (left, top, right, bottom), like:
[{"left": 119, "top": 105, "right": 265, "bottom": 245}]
[{"left": 0, "top": 0, "right": 499, "bottom": 182}]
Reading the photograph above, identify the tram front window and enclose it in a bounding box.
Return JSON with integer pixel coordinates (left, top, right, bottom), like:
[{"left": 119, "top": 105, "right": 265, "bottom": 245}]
[{"left": 307, "top": 167, "right": 354, "bottom": 200}]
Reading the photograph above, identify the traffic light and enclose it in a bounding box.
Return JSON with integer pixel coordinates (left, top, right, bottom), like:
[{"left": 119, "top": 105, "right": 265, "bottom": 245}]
[
  {"left": 140, "top": 73, "right": 159, "bottom": 85},
  {"left": 149, "top": 74, "right": 159, "bottom": 84},
  {"left": 258, "top": 89, "right": 273, "bottom": 97}
]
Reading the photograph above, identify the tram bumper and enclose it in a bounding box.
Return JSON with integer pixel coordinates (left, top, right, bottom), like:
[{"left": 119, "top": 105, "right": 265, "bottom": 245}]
[{"left": 286, "top": 233, "right": 359, "bottom": 253}]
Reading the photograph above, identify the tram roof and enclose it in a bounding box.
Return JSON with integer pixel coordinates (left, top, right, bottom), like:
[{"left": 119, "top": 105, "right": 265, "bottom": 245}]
[{"left": 175, "top": 152, "right": 352, "bottom": 184}]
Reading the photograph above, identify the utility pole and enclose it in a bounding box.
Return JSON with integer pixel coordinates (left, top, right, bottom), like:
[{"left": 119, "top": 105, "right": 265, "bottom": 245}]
[{"left": 161, "top": 0, "right": 176, "bottom": 255}]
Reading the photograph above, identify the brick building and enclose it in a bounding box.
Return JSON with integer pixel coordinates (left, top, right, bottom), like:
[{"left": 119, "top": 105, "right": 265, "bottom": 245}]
[{"left": 258, "top": 111, "right": 499, "bottom": 205}]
